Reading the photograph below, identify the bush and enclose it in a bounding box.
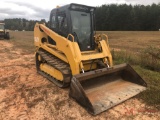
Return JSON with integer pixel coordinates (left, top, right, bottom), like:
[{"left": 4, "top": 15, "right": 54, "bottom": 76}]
[
  {"left": 140, "top": 46, "right": 160, "bottom": 71},
  {"left": 111, "top": 46, "right": 160, "bottom": 72},
  {"left": 111, "top": 49, "right": 139, "bottom": 65}
]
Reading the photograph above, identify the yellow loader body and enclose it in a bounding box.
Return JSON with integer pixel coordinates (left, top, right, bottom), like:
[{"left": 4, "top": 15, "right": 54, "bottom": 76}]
[
  {"left": 34, "top": 23, "right": 146, "bottom": 115},
  {"left": 34, "top": 3, "right": 146, "bottom": 115}
]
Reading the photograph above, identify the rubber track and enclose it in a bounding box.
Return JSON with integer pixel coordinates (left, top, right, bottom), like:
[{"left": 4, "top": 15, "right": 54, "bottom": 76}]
[{"left": 36, "top": 49, "right": 71, "bottom": 87}]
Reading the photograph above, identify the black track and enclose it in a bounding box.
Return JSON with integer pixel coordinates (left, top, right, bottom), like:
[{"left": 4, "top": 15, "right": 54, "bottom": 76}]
[{"left": 35, "top": 49, "right": 71, "bottom": 88}]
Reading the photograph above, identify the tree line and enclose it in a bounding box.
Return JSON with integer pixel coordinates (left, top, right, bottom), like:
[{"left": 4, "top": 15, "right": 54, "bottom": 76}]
[
  {"left": 3, "top": 3, "right": 160, "bottom": 31},
  {"left": 4, "top": 18, "right": 47, "bottom": 31},
  {"left": 95, "top": 4, "right": 160, "bottom": 31}
]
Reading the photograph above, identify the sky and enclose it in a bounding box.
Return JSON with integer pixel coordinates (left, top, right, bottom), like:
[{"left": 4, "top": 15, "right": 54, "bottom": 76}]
[{"left": 0, "top": 0, "right": 160, "bottom": 21}]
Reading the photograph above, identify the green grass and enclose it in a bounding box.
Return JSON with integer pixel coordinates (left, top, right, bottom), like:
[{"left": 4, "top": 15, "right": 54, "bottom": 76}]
[
  {"left": 141, "top": 46, "right": 160, "bottom": 71},
  {"left": 134, "top": 66, "right": 160, "bottom": 109},
  {"left": 112, "top": 46, "right": 160, "bottom": 72}
]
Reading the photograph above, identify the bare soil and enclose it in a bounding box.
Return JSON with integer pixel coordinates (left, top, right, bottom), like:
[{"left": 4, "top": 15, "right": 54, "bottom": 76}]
[{"left": 0, "top": 35, "right": 160, "bottom": 119}]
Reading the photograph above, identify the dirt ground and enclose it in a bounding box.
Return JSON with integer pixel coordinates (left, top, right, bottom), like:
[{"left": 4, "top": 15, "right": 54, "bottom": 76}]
[{"left": 0, "top": 40, "right": 160, "bottom": 120}]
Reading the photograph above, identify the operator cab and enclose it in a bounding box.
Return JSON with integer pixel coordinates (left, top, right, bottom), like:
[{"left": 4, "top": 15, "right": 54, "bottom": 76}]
[{"left": 49, "top": 3, "right": 96, "bottom": 51}]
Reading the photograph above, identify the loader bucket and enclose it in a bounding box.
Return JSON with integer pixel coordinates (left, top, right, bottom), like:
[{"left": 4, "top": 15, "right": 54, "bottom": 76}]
[{"left": 69, "top": 63, "right": 147, "bottom": 115}]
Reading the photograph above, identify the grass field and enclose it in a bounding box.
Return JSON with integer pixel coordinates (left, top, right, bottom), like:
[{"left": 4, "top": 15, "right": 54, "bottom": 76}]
[
  {"left": 9, "top": 31, "right": 160, "bottom": 109},
  {"left": 10, "top": 31, "right": 34, "bottom": 54}
]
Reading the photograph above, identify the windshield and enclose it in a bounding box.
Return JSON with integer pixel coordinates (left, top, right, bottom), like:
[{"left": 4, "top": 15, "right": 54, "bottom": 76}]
[
  {"left": 71, "top": 11, "right": 91, "bottom": 51},
  {"left": 0, "top": 24, "right": 4, "bottom": 30}
]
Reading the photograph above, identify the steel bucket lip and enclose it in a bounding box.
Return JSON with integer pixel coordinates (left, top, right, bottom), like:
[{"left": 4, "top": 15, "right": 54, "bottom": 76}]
[
  {"left": 70, "top": 76, "right": 146, "bottom": 115},
  {"left": 73, "top": 63, "right": 147, "bottom": 87},
  {"left": 74, "top": 63, "right": 127, "bottom": 79},
  {"left": 69, "top": 63, "right": 147, "bottom": 115}
]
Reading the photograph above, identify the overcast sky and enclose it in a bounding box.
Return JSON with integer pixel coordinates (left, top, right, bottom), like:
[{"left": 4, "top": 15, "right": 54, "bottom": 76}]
[{"left": 0, "top": 0, "right": 159, "bottom": 21}]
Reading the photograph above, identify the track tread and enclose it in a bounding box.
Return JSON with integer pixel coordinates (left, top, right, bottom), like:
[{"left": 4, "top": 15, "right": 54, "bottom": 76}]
[{"left": 36, "top": 49, "right": 71, "bottom": 87}]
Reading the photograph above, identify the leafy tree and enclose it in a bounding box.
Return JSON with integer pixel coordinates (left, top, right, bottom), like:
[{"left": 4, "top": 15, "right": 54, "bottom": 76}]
[
  {"left": 95, "top": 4, "right": 160, "bottom": 31},
  {"left": 4, "top": 18, "right": 46, "bottom": 31}
]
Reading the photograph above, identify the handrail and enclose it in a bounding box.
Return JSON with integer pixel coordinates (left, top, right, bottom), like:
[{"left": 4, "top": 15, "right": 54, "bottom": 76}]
[
  {"left": 102, "top": 34, "right": 109, "bottom": 47},
  {"left": 67, "top": 34, "right": 77, "bottom": 58},
  {"left": 67, "top": 34, "right": 75, "bottom": 42}
]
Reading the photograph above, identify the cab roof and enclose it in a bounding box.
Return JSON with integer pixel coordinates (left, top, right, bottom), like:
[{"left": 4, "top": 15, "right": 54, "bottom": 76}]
[{"left": 51, "top": 3, "right": 95, "bottom": 14}]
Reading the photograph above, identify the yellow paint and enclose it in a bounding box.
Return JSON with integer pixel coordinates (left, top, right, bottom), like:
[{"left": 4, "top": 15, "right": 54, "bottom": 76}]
[
  {"left": 40, "top": 63, "right": 63, "bottom": 81},
  {"left": 38, "top": 55, "right": 41, "bottom": 61},
  {"left": 83, "top": 63, "right": 97, "bottom": 71},
  {"left": 34, "top": 23, "right": 113, "bottom": 79}
]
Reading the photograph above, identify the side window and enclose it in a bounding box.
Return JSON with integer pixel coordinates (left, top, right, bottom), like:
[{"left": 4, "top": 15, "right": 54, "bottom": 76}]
[
  {"left": 63, "top": 17, "right": 67, "bottom": 29},
  {"left": 57, "top": 16, "right": 63, "bottom": 29},
  {"left": 57, "top": 14, "right": 67, "bottom": 31},
  {"left": 51, "top": 15, "right": 56, "bottom": 28}
]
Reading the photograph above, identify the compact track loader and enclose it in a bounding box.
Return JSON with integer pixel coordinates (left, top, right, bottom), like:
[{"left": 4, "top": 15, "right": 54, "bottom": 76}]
[
  {"left": 34, "top": 3, "right": 147, "bottom": 115},
  {"left": 0, "top": 23, "right": 10, "bottom": 40}
]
